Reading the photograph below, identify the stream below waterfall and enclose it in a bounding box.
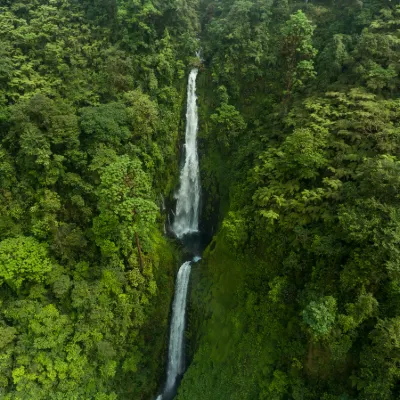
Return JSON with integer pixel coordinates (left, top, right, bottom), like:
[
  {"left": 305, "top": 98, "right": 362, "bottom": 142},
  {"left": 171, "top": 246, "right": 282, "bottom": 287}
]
[{"left": 156, "top": 68, "right": 202, "bottom": 400}]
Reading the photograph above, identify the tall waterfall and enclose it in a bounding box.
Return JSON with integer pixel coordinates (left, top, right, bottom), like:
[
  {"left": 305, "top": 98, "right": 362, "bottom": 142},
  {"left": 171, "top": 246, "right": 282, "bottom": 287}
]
[
  {"left": 157, "top": 69, "right": 201, "bottom": 400},
  {"left": 172, "top": 68, "right": 200, "bottom": 238}
]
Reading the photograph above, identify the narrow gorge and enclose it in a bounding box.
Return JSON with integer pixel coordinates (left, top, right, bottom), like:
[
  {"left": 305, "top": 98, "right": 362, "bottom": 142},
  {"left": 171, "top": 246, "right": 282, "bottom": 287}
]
[{"left": 157, "top": 67, "right": 202, "bottom": 400}]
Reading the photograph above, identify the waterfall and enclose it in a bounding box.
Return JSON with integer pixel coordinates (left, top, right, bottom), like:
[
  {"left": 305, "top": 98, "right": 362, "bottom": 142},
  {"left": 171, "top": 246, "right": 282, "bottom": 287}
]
[
  {"left": 172, "top": 68, "right": 200, "bottom": 238},
  {"left": 157, "top": 69, "right": 201, "bottom": 400},
  {"left": 164, "top": 261, "right": 192, "bottom": 396},
  {"left": 157, "top": 261, "right": 194, "bottom": 400}
]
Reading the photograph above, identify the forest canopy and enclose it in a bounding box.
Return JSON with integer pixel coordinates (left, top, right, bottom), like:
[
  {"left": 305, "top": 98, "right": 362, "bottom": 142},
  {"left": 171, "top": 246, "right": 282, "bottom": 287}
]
[
  {"left": 178, "top": 1, "right": 400, "bottom": 400},
  {"left": 1, "top": 0, "right": 400, "bottom": 399},
  {"left": 0, "top": 0, "right": 198, "bottom": 398}
]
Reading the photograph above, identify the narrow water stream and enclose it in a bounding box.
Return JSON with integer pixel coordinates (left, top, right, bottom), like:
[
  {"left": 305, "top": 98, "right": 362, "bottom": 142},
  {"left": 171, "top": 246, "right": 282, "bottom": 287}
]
[{"left": 156, "top": 68, "right": 201, "bottom": 400}]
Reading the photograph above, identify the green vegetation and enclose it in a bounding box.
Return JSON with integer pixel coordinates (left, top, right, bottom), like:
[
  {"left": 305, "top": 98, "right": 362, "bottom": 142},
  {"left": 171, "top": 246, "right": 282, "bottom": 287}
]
[
  {"left": 2, "top": 0, "right": 400, "bottom": 399},
  {"left": 0, "top": 0, "right": 199, "bottom": 398},
  {"left": 180, "top": 1, "right": 400, "bottom": 399}
]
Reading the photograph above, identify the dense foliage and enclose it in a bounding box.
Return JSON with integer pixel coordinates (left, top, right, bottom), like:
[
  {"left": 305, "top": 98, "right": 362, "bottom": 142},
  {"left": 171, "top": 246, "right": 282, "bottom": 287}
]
[
  {"left": 2, "top": 0, "right": 400, "bottom": 399},
  {"left": 0, "top": 0, "right": 199, "bottom": 398},
  {"left": 180, "top": 1, "right": 400, "bottom": 399}
]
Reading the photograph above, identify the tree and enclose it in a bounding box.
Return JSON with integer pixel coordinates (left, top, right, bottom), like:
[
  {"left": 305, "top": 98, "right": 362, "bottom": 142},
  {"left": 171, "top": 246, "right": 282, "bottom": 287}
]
[
  {"left": 92, "top": 155, "right": 158, "bottom": 262},
  {"left": 280, "top": 10, "right": 317, "bottom": 103},
  {"left": 302, "top": 296, "right": 337, "bottom": 337},
  {"left": 210, "top": 103, "right": 246, "bottom": 150},
  {"left": 0, "top": 236, "right": 52, "bottom": 290},
  {"left": 354, "top": 318, "right": 400, "bottom": 399}
]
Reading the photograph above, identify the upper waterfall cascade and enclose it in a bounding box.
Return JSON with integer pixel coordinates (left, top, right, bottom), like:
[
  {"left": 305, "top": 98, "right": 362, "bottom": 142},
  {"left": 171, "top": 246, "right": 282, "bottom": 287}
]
[{"left": 172, "top": 68, "right": 201, "bottom": 238}]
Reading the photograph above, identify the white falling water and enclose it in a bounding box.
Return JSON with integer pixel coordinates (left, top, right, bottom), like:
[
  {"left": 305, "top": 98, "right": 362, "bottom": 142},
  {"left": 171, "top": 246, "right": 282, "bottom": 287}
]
[
  {"left": 172, "top": 68, "right": 200, "bottom": 238},
  {"left": 164, "top": 261, "right": 192, "bottom": 395},
  {"left": 157, "top": 69, "right": 201, "bottom": 400}
]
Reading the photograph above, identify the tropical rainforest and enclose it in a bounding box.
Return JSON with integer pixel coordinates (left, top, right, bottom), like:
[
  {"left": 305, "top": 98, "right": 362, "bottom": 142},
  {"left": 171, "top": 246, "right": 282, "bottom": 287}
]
[{"left": 0, "top": 0, "right": 400, "bottom": 399}]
